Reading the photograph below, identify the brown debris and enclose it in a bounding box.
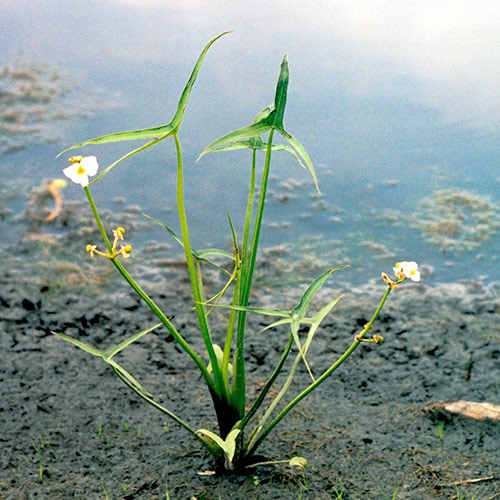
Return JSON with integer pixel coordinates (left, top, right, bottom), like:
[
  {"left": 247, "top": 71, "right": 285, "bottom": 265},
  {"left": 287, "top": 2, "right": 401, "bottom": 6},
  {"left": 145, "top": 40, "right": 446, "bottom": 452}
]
[{"left": 426, "top": 400, "right": 500, "bottom": 421}]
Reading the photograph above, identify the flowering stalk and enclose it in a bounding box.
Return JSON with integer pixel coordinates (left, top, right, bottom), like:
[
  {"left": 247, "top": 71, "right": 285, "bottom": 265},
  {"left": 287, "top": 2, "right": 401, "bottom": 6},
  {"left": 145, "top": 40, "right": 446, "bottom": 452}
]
[
  {"left": 83, "top": 183, "right": 214, "bottom": 391},
  {"left": 245, "top": 282, "right": 394, "bottom": 456}
]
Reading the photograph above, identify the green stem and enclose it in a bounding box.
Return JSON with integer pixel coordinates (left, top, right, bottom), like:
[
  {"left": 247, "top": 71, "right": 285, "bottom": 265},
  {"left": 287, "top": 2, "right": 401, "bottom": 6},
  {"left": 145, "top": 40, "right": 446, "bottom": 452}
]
[
  {"left": 173, "top": 133, "right": 224, "bottom": 397},
  {"left": 85, "top": 186, "right": 113, "bottom": 254},
  {"left": 222, "top": 149, "right": 256, "bottom": 401},
  {"left": 233, "top": 130, "right": 275, "bottom": 416},
  {"left": 83, "top": 186, "right": 214, "bottom": 389},
  {"left": 246, "top": 284, "right": 393, "bottom": 456},
  {"left": 238, "top": 332, "right": 293, "bottom": 433}
]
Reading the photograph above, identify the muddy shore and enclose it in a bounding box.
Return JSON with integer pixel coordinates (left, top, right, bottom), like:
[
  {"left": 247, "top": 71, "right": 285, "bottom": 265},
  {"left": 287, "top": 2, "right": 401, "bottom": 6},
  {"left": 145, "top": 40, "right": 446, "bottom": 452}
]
[{"left": 1, "top": 228, "right": 500, "bottom": 500}]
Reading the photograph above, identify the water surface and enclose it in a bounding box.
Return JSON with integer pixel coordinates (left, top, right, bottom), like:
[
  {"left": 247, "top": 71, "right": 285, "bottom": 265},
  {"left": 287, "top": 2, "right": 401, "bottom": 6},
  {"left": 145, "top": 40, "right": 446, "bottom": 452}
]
[{"left": 1, "top": 1, "right": 499, "bottom": 286}]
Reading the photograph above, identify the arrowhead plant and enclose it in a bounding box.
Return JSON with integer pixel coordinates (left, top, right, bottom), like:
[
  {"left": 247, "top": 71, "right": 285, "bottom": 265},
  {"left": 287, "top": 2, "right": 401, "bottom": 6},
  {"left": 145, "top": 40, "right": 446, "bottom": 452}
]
[{"left": 52, "top": 33, "right": 419, "bottom": 472}]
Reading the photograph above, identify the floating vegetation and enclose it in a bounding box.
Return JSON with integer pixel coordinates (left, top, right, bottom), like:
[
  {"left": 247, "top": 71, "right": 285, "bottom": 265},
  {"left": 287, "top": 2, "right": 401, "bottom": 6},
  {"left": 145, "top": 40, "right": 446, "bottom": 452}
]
[
  {"left": 0, "top": 57, "right": 93, "bottom": 153},
  {"left": 413, "top": 188, "right": 500, "bottom": 253},
  {"left": 358, "top": 240, "right": 395, "bottom": 259},
  {"left": 256, "top": 236, "right": 348, "bottom": 289}
]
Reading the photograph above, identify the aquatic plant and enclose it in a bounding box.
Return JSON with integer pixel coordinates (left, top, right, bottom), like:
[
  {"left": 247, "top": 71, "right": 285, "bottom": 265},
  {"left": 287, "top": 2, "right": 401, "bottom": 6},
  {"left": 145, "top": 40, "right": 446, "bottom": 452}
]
[{"left": 52, "top": 33, "right": 420, "bottom": 471}]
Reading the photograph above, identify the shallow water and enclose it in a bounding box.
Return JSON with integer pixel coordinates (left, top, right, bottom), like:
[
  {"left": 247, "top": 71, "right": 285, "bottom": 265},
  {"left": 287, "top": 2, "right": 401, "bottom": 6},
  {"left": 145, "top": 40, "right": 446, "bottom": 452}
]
[{"left": 1, "top": 1, "right": 499, "bottom": 286}]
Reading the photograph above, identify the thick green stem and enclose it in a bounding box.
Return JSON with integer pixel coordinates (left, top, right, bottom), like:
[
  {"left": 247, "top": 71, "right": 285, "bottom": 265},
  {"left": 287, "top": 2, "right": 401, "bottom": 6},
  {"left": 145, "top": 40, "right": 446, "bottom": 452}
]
[
  {"left": 246, "top": 284, "right": 393, "bottom": 456},
  {"left": 83, "top": 186, "right": 214, "bottom": 389},
  {"left": 233, "top": 130, "right": 275, "bottom": 416},
  {"left": 173, "top": 133, "right": 225, "bottom": 398}
]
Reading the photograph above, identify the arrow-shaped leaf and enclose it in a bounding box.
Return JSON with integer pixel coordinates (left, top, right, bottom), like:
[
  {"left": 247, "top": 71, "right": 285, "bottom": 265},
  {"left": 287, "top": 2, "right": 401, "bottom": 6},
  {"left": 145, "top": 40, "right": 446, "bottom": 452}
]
[{"left": 58, "top": 32, "right": 231, "bottom": 181}]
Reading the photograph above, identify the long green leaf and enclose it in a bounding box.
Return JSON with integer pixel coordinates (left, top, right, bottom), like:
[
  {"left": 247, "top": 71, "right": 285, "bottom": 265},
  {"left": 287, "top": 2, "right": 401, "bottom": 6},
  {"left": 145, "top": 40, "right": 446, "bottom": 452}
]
[
  {"left": 200, "top": 137, "right": 305, "bottom": 168},
  {"left": 107, "top": 359, "right": 152, "bottom": 397},
  {"left": 90, "top": 135, "right": 168, "bottom": 184},
  {"left": 51, "top": 331, "right": 106, "bottom": 358},
  {"left": 290, "top": 318, "right": 314, "bottom": 380},
  {"left": 198, "top": 122, "right": 271, "bottom": 159},
  {"left": 59, "top": 32, "right": 230, "bottom": 157},
  {"left": 277, "top": 128, "right": 319, "bottom": 191},
  {"left": 52, "top": 330, "right": 154, "bottom": 396},
  {"left": 107, "top": 322, "right": 163, "bottom": 358},
  {"left": 291, "top": 265, "right": 348, "bottom": 319}
]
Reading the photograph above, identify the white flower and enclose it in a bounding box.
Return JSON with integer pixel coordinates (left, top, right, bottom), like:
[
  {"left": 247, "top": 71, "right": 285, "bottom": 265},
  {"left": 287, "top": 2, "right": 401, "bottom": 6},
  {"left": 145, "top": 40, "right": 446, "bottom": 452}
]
[
  {"left": 63, "top": 156, "right": 99, "bottom": 187},
  {"left": 394, "top": 261, "right": 421, "bottom": 282}
]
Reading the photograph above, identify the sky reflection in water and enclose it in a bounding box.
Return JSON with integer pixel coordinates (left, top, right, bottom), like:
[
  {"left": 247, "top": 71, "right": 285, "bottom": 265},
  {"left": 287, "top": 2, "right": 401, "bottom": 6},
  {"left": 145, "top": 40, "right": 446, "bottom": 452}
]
[{"left": 1, "top": 1, "right": 499, "bottom": 285}]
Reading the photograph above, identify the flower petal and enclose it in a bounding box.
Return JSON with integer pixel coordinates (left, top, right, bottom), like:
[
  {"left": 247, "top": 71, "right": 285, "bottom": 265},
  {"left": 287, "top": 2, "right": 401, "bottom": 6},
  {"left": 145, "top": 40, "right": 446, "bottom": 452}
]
[
  {"left": 402, "top": 261, "right": 420, "bottom": 281},
  {"left": 80, "top": 156, "right": 99, "bottom": 176},
  {"left": 63, "top": 164, "right": 89, "bottom": 187}
]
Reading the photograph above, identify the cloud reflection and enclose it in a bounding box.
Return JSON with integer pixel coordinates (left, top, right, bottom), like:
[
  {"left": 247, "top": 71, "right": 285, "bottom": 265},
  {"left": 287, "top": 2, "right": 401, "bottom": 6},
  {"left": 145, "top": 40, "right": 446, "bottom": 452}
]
[{"left": 2, "top": 0, "right": 499, "bottom": 127}]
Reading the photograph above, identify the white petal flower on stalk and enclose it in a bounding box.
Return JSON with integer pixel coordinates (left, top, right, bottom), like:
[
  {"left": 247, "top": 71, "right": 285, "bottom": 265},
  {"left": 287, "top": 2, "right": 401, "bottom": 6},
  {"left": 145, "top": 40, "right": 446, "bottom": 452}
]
[
  {"left": 402, "top": 261, "right": 421, "bottom": 282},
  {"left": 63, "top": 156, "right": 99, "bottom": 187},
  {"left": 394, "top": 261, "right": 421, "bottom": 282}
]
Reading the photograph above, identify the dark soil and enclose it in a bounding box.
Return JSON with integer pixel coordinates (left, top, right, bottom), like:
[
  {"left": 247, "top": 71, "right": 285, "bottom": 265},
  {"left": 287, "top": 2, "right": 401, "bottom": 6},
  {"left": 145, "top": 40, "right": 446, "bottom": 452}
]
[{"left": 1, "top": 208, "right": 500, "bottom": 499}]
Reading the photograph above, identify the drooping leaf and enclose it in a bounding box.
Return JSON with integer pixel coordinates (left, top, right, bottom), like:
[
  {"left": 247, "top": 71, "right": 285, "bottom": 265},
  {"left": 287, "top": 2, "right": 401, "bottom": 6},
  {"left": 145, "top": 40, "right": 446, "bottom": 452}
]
[
  {"left": 277, "top": 128, "right": 319, "bottom": 191},
  {"left": 195, "top": 428, "right": 241, "bottom": 469},
  {"left": 289, "top": 456, "right": 308, "bottom": 470}
]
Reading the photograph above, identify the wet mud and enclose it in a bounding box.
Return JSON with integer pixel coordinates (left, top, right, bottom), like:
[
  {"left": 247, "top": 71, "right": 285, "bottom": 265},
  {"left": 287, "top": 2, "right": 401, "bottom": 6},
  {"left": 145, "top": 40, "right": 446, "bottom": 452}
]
[{"left": 1, "top": 231, "right": 500, "bottom": 499}]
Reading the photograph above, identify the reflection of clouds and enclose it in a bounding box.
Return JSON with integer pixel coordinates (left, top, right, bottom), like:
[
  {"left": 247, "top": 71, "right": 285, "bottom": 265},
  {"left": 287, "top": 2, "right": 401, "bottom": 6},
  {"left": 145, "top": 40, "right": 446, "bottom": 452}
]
[
  {"left": 110, "top": 0, "right": 500, "bottom": 127},
  {"left": 2, "top": 0, "right": 499, "bottom": 127}
]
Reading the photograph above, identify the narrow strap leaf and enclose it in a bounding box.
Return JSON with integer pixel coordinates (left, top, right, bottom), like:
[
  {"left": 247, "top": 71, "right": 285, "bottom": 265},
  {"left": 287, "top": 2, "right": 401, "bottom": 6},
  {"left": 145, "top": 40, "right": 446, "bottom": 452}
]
[
  {"left": 51, "top": 331, "right": 107, "bottom": 358},
  {"left": 106, "top": 322, "right": 163, "bottom": 359},
  {"left": 291, "top": 265, "right": 348, "bottom": 318}
]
